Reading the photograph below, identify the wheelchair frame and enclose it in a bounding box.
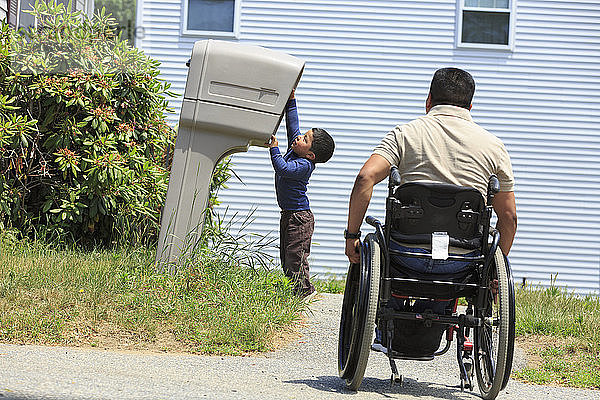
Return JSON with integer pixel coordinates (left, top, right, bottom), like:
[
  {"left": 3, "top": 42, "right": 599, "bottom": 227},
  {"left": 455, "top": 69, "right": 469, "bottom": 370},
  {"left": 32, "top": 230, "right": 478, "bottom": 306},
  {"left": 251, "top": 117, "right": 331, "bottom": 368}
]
[{"left": 338, "top": 167, "right": 515, "bottom": 399}]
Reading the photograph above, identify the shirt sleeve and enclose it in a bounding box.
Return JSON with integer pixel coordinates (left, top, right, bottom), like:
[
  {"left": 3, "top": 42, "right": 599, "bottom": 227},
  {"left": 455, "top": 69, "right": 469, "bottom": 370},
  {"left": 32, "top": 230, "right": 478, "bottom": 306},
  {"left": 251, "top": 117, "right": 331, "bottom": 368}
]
[
  {"left": 496, "top": 143, "right": 515, "bottom": 192},
  {"left": 373, "top": 125, "right": 403, "bottom": 166},
  {"left": 270, "top": 147, "right": 313, "bottom": 179},
  {"left": 285, "top": 98, "right": 301, "bottom": 147}
]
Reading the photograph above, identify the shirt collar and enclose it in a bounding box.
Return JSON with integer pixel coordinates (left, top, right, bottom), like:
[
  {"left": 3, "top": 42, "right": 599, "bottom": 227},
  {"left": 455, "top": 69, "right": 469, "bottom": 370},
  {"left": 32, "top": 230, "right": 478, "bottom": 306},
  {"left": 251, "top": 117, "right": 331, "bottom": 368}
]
[{"left": 427, "top": 105, "right": 473, "bottom": 122}]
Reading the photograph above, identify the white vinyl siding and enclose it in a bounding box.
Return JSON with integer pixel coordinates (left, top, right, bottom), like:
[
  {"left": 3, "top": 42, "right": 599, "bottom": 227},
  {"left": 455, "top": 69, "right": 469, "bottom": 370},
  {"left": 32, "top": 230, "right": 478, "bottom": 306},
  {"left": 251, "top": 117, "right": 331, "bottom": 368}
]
[{"left": 138, "top": 0, "right": 600, "bottom": 295}]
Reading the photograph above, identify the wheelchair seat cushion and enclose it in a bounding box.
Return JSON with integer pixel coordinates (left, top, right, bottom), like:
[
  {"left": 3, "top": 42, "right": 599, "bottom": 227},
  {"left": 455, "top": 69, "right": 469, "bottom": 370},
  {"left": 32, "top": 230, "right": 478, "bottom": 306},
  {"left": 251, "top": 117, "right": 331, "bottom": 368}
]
[
  {"left": 388, "top": 242, "right": 480, "bottom": 299},
  {"left": 389, "top": 242, "right": 479, "bottom": 276}
]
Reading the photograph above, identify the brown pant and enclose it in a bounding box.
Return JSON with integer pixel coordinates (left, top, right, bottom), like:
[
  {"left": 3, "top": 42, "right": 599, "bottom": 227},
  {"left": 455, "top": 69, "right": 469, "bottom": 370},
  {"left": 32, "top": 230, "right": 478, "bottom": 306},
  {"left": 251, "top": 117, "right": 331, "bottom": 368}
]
[{"left": 280, "top": 210, "right": 315, "bottom": 296}]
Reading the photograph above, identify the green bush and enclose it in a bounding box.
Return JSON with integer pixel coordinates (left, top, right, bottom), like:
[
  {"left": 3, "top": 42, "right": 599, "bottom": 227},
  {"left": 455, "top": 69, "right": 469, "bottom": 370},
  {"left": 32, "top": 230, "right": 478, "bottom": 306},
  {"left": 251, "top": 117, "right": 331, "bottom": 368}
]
[{"left": 0, "top": 1, "right": 175, "bottom": 245}]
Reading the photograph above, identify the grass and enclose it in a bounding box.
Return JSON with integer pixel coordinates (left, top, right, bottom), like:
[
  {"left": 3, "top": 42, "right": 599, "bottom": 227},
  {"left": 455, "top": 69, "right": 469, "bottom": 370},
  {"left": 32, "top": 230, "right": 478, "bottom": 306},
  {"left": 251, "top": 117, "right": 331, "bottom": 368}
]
[
  {"left": 514, "top": 281, "right": 600, "bottom": 389},
  {"left": 313, "top": 274, "right": 345, "bottom": 294},
  {"left": 0, "top": 233, "right": 305, "bottom": 355}
]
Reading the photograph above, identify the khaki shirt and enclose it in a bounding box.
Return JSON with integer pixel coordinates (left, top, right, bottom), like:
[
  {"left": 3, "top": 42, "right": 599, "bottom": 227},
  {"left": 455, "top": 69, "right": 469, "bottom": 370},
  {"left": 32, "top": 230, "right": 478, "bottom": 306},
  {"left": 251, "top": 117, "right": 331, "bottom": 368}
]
[{"left": 374, "top": 105, "right": 514, "bottom": 198}]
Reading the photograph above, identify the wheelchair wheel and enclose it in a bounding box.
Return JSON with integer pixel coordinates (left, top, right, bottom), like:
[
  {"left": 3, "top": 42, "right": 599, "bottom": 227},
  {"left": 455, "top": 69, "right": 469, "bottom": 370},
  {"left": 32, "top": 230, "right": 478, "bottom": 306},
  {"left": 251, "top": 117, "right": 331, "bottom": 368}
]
[
  {"left": 337, "top": 233, "right": 380, "bottom": 391},
  {"left": 474, "top": 247, "right": 515, "bottom": 400},
  {"left": 501, "top": 255, "right": 516, "bottom": 390}
]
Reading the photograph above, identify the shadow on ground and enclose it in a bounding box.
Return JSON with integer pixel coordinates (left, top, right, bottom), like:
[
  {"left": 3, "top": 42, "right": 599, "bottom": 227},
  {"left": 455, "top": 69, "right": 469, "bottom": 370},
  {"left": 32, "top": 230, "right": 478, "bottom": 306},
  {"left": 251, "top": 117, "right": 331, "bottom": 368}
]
[{"left": 284, "top": 375, "right": 479, "bottom": 399}]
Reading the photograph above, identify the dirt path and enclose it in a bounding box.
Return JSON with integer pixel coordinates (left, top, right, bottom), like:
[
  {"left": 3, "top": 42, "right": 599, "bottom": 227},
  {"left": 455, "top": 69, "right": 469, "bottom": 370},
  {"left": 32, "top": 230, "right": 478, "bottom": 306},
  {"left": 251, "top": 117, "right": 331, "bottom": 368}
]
[{"left": 0, "top": 293, "right": 598, "bottom": 399}]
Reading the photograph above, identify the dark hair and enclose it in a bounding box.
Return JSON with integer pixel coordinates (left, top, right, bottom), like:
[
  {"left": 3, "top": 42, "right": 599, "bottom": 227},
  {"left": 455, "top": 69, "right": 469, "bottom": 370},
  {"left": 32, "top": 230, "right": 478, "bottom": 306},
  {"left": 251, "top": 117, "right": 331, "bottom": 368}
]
[
  {"left": 310, "top": 128, "right": 334, "bottom": 163},
  {"left": 429, "top": 67, "right": 475, "bottom": 109}
]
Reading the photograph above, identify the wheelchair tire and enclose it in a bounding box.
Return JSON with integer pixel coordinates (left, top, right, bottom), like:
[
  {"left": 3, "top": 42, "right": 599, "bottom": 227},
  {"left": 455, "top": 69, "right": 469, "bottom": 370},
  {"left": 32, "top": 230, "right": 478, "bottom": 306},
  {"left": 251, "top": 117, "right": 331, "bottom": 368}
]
[
  {"left": 474, "top": 247, "right": 515, "bottom": 400},
  {"left": 337, "top": 234, "right": 380, "bottom": 391},
  {"left": 501, "top": 255, "right": 516, "bottom": 390}
]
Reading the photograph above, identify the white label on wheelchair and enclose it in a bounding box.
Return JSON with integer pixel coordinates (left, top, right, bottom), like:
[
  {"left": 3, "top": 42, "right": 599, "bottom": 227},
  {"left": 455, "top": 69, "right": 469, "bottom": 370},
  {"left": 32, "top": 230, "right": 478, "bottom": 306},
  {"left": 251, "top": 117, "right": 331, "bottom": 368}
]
[{"left": 432, "top": 232, "right": 449, "bottom": 260}]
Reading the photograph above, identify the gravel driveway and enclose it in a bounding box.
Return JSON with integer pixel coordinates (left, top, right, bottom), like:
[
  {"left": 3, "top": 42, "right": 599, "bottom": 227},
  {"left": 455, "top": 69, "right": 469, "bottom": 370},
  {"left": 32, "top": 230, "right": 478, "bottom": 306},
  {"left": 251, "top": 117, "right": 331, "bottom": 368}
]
[{"left": 0, "top": 293, "right": 597, "bottom": 399}]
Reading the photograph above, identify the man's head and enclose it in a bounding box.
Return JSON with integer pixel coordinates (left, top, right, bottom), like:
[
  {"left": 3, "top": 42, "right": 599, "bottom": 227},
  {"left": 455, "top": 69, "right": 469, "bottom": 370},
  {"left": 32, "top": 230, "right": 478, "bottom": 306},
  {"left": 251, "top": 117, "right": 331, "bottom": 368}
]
[
  {"left": 427, "top": 67, "right": 475, "bottom": 111},
  {"left": 291, "top": 128, "right": 335, "bottom": 163}
]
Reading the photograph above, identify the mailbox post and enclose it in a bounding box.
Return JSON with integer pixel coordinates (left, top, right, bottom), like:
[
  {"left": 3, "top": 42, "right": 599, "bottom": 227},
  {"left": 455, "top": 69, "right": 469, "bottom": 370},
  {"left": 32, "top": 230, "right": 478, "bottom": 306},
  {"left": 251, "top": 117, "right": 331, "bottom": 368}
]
[{"left": 156, "top": 40, "right": 305, "bottom": 269}]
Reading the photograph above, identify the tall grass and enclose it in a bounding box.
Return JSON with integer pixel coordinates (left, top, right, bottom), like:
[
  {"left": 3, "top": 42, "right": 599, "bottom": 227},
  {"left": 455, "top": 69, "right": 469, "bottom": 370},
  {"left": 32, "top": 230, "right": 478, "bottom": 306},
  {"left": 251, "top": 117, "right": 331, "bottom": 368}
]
[
  {"left": 515, "top": 280, "right": 600, "bottom": 346},
  {"left": 514, "top": 280, "right": 600, "bottom": 388},
  {"left": 0, "top": 223, "right": 305, "bottom": 355}
]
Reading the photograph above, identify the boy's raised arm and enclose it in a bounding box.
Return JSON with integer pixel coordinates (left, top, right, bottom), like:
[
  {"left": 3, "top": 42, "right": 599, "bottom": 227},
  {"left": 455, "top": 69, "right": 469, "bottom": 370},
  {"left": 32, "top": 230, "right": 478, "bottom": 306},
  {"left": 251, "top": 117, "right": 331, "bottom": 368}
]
[{"left": 285, "top": 91, "right": 301, "bottom": 147}]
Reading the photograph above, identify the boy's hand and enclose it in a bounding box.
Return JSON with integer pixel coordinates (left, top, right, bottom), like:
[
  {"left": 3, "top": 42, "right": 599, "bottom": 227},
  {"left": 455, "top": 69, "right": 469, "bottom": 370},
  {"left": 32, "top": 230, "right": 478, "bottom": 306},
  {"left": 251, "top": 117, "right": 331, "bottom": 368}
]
[
  {"left": 268, "top": 135, "right": 278, "bottom": 148},
  {"left": 289, "top": 89, "right": 295, "bottom": 100}
]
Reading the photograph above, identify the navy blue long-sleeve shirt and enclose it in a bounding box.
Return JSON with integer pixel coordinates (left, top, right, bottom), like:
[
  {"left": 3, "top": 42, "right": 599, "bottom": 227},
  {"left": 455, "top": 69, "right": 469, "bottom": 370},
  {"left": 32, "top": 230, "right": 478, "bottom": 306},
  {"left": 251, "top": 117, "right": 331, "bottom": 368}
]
[{"left": 270, "top": 98, "right": 315, "bottom": 211}]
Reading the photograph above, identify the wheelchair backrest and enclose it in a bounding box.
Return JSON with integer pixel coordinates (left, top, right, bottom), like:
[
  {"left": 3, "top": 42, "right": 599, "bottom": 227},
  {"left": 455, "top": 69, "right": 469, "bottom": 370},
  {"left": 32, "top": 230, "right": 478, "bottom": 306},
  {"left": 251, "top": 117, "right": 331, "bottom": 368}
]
[{"left": 389, "top": 182, "right": 486, "bottom": 249}]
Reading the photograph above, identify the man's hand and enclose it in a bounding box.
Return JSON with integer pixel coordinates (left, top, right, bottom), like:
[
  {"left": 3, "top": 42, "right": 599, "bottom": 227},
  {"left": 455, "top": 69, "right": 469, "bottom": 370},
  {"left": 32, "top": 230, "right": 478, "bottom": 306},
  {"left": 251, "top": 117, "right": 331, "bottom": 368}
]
[
  {"left": 289, "top": 89, "right": 295, "bottom": 100},
  {"left": 345, "top": 238, "right": 360, "bottom": 264},
  {"left": 268, "top": 135, "right": 278, "bottom": 148}
]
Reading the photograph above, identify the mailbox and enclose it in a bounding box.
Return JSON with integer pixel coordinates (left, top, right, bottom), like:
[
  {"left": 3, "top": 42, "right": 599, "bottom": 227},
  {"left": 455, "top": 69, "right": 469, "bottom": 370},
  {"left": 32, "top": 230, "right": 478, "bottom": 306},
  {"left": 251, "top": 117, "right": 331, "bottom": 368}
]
[{"left": 156, "top": 40, "right": 305, "bottom": 268}]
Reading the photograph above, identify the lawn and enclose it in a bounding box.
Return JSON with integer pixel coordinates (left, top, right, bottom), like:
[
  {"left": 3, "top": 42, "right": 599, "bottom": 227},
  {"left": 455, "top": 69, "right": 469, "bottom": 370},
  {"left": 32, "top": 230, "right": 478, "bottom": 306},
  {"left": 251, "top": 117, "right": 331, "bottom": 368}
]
[{"left": 0, "top": 234, "right": 305, "bottom": 355}]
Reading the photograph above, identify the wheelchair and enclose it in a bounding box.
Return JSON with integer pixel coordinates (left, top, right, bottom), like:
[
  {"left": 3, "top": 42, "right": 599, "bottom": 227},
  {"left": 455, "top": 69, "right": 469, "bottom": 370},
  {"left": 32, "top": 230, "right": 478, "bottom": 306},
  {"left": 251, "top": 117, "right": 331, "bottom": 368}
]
[{"left": 338, "top": 166, "right": 515, "bottom": 400}]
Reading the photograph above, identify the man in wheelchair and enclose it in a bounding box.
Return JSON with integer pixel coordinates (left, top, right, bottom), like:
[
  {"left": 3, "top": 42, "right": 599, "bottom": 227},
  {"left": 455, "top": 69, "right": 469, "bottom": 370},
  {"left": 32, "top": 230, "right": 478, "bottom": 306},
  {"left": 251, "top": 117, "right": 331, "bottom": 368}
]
[{"left": 338, "top": 68, "right": 517, "bottom": 399}]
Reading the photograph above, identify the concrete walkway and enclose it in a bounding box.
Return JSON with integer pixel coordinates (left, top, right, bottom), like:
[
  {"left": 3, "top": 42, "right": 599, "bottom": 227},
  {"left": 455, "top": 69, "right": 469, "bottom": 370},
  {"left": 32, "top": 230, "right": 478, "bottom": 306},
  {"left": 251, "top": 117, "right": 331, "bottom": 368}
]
[{"left": 0, "top": 294, "right": 597, "bottom": 399}]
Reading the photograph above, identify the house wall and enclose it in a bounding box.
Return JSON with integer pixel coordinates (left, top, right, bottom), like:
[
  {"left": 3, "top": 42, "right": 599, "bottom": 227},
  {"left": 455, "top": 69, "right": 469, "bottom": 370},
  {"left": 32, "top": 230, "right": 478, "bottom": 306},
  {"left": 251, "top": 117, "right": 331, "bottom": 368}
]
[{"left": 137, "top": 0, "right": 600, "bottom": 294}]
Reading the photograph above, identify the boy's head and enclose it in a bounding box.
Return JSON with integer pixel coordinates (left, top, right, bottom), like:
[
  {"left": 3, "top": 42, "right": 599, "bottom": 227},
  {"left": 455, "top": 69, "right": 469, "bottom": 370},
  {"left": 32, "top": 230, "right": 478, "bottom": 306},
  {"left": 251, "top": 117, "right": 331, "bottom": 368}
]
[{"left": 291, "top": 128, "right": 335, "bottom": 163}]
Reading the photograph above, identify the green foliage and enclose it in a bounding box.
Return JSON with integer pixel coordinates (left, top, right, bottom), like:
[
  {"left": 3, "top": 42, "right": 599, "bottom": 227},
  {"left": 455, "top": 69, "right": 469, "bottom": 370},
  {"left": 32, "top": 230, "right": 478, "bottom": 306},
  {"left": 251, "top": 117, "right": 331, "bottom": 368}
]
[
  {"left": 0, "top": 1, "right": 175, "bottom": 245},
  {"left": 515, "top": 279, "right": 600, "bottom": 340},
  {"left": 94, "top": 0, "right": 137, "bottom": 45},
  {"left": 313, "top": 274, "right": 345, "bottom": 294}
]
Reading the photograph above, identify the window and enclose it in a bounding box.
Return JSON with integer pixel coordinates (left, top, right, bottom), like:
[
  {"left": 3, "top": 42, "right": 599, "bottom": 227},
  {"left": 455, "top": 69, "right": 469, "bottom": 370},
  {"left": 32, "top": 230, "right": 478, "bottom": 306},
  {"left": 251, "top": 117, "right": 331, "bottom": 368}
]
[
  {"left": 183, "top": 0, "right": 240, "bottom": 37},
  {"left": 17, "top": 0, "right": 36, "bottom": 28},
  {"left": 457, "top": 0, "right": 514, "bottom": 49},
  {"left": 17, "top": 0, "right": 80, "bottom": 29}
]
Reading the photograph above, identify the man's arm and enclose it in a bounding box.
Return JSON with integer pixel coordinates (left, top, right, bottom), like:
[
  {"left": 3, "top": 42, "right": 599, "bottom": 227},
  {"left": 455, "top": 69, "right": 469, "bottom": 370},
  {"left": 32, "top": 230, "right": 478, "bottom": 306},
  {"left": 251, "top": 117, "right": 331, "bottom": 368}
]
[
  {"left": 492, "top": 191, "right": 517, "bottom": 255},
  {"left": 345, "top": 154, "right": 391, "bottom": 263}
]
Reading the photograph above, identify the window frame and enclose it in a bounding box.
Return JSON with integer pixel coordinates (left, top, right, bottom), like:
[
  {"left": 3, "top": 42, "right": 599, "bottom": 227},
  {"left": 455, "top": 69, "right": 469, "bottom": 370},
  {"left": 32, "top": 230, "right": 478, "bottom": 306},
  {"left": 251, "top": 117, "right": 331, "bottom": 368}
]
[
  {"left": 456, "top": 0, "right": 516, "bottom": 50},
  {"left": 182, "top": 0, "right": 241, "bottom": 38}
]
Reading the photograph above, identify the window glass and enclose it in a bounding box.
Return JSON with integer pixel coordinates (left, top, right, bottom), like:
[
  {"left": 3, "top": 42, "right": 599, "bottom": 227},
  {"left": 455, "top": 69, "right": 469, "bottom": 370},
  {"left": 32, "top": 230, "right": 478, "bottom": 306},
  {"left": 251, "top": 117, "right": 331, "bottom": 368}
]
[
  {"left": 465, "top": 0, "right": 509, "bottom": 7},
  {"left": 19, "top": 0, "right": 35, "bottom": 28},
  {"left": 187, "top": 0, "right": 234, "bottom": 32},
  {"left": 462, "top": 11, "right": 509, "bottom": 45}
]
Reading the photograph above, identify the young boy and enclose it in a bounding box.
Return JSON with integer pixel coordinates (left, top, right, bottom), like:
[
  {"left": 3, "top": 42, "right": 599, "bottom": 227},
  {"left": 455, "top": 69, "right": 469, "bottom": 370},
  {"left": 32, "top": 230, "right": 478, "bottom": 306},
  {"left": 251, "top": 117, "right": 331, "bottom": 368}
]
[{"left": 268, "top": 91, "right": 335, "bottom": 298}]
